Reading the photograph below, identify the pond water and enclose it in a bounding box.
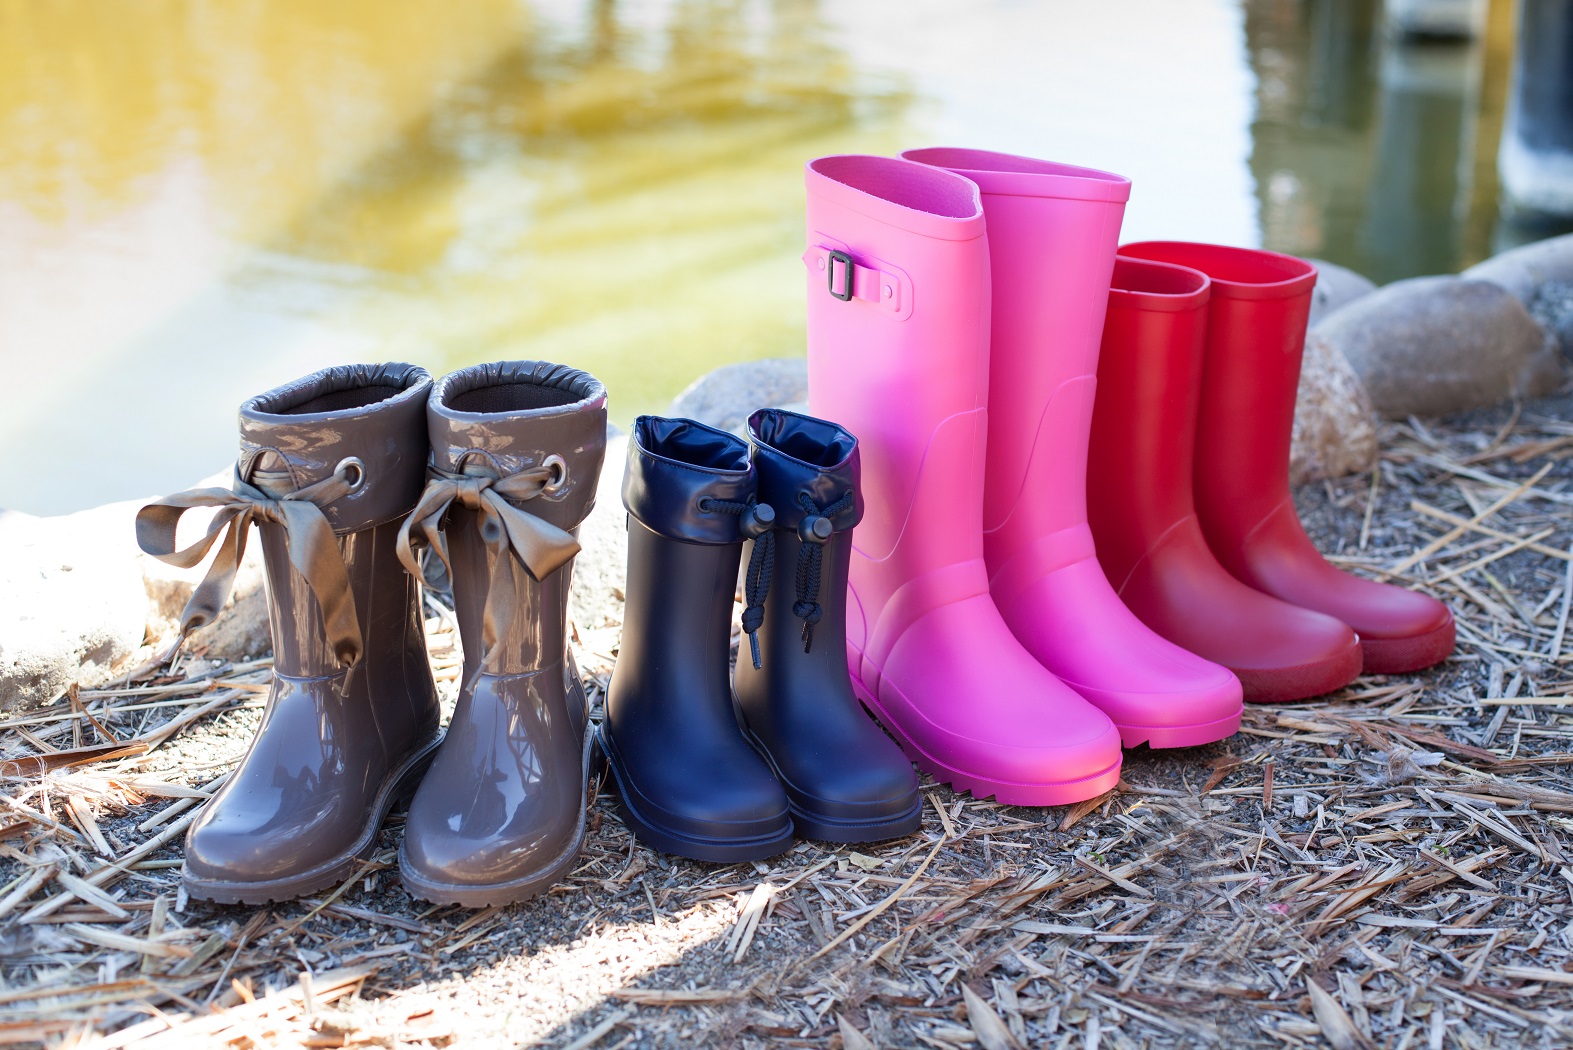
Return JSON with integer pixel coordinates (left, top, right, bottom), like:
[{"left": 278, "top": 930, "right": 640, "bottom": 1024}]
[{"left": 0, "top": 0, "right": 1551, "bottom": 513}]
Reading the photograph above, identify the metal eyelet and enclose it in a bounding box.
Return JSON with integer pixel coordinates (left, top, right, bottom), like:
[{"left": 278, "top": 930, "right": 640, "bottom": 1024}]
[
  {"left": 334, "top": 457, "right": 367, "bottom": 493},
  {"left": 541, "top": 454, "right": 568, "bottom": 494}
]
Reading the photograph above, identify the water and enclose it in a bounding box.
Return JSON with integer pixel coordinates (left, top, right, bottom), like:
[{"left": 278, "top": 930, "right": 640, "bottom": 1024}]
[{"left": 0, "top": 0, "right": 1544, "bottom": 514}]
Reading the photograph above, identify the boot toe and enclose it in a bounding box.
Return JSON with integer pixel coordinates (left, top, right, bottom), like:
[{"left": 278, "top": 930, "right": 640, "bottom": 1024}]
[
  {"left": 184, "top": 807, "right": 345, "bottom": 886},
  {"left": 869, "top": 597, "right": 1124, "bottom": 806},
  {"left": 600, "top": 727, "right": 793, "bottom": 860}
]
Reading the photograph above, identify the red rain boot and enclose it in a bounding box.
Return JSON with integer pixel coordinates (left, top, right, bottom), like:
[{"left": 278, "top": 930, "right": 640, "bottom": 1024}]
[
  {"left": 1118, "top": 242, "right": 1455, "bottom": 675},
  {"left": 1088, "top": 257, "right": 1363, "bottom": 702}
]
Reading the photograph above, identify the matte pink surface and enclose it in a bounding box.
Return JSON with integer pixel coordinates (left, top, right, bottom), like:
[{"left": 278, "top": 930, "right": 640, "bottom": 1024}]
[
  {"left": 804, "top": 154, "right": 1121, "bottom": 805},
  {"left": 903, "top": 147, "right": 1241, "bottom": 748}
]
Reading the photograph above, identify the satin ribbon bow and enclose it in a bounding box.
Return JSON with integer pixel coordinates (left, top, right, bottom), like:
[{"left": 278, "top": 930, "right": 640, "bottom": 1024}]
[
  {"left": 135, "top": 467, "right": 363, "bottom": 667},
  {"left": 396, "top": 462, "right": 580, "bottom": 664}
]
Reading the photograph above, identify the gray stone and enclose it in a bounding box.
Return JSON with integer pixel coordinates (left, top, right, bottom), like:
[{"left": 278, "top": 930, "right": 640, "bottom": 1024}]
[
  {"left": 1290, "top": 332, "right": 1380, "bottom": 486},
  {"left": 136, "top": 467, "right": 271, "bottom": 662},
  {"left": 1305, "top": 258, "right": 1379, "bottom": 328},
  {"left": 1464, "top": 233, "right": 1573, "bottom": 355},
  {"left": 1313, "top": 275, "right": 1566, "bottom": 418},
  {"left": 668, "top": 358, "right": 807, "bottom": 436},
  {"left": 0, "top": 501, "right": 149, "bottom": 712},
  {"left": 569, "top": 433, "right": 629, "bottom": 631}
]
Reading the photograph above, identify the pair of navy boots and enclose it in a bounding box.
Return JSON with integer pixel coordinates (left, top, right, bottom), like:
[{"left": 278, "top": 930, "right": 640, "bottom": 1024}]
[{"left": 597, "top": 409, "right": 922, "bottom": 861}]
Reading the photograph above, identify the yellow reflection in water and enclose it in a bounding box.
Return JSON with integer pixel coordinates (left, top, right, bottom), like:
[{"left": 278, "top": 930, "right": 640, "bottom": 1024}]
[{"left": 0, "top": 0, "right": 909, "bottom": 511}]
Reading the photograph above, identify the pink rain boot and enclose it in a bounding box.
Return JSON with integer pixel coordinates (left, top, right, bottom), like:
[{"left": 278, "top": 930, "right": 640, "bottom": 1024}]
[
  {"left": 803, "top": 155, "right": 1123, "bottom": 805},
  {"left": 903, "top": 148, "right": 1243, "bottom": 749}
]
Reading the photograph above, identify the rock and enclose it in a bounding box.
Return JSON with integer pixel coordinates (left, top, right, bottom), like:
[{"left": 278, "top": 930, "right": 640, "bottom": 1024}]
[
  {"left": 569, "top": 433, "right": 629, "bottom": 631},
  {"left": 1464, "top": 233, "right": 1573, "bottom": 355},
  {"left": 1313, "top": 275, "right": 1566, "bottom": 418},
  {"left": 668, "top": 358, "right": 807, "bottom": 436},
  {"left": 0, "top": 502, "right": 149, "bottom": 713},
  {"left": 1290, "top": 332, "right": 1380, "bottom": 485},
  {"left": 136, "top": 467, "right": 271, "bottom": 662},
  {"left": 1305, "top": 258, "right": 1378, "bottom": 328}
]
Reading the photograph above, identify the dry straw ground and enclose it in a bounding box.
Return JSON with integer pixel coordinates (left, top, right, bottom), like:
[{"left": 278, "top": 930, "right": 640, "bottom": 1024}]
[{"left": 5, "top": 397, "right": 1573, "bottom": 1048}]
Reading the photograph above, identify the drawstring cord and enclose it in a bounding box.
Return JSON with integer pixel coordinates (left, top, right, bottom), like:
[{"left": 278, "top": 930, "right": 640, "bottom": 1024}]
[
  {"left": 790, "top": 490, "right": 854, "bottom": 653},
  {"left": 699, "top": 497, "right": 776, "bottom": 668}
]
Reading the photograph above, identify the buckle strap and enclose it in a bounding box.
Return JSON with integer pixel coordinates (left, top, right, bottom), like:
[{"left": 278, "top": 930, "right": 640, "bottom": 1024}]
[
  {"left": 803, "top": 243, "right": 913, "bottom": 318},
  {"left": 136, "top": 462, "right": 364, "bottom": 667},
  {"left": 397, "top": 460, "right": 580, "bottom": 668}
]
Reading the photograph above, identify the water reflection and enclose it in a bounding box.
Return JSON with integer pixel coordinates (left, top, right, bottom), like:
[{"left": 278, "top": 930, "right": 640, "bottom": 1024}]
[
  {"left": 0, "top": 0, "right": 1546, "bottom": 513},
  {"left": 1246, "top": 0, "right": 1512, "bottom": 284}
]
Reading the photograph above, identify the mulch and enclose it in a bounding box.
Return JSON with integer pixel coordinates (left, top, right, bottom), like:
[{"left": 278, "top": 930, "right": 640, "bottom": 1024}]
[{"left": 4, "top": 396, "right": 1573, "bottom": 1048}]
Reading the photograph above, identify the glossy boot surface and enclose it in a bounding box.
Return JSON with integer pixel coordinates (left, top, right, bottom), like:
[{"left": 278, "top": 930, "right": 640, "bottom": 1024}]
[
  {"left": 1118, "top": 242, "right": 1455, "bottom": 675},
  {"left": 804, "top": 154, "right": 1122, "bottom": 805},
  {"left": 1088, "top": 259, "right": 1362, "bottom": 703},
  {"left": 733, "top": 409, "right": 921, "bottom": 842},
  {"left": 600, "top": 417, "right": 794, "bottom": 862},
  {"left": 138, "top": 364, "right": 443, "bottom": 904},
  {"left": 904, "top": 147, "right": 1241, "bottom": 749},
  {"left": 398, "top": 362, "right": 607, "bottom": 907}
]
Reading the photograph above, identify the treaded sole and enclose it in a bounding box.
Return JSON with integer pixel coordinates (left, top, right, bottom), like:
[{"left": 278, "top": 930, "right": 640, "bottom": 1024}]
[
  {"left": 1232, "top": 638, "right": 1363, "bottom": 704},
  {"left": 182, "top": 731, "right": 444, "bottom": 906},
  {"left": 596, "top": 726, "right": 795, "bottom": 863},
  {"left": 398, "top": 727, "right": 596, "bottom": 908},
  {"left": 1360, "top": 613, "right": 1456, "bottom": 675},
  {"left": 849, "top": 674, "right": 1122, "bottom": 807},
  {"left": 1116, "top": 708, "right": 1243, "bottom": 750}
]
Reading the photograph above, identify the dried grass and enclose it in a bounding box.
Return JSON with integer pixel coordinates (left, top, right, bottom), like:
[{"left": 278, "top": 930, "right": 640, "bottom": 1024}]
[{"left": 6, "top": 399, "right": 1573, "bottom": 1047}]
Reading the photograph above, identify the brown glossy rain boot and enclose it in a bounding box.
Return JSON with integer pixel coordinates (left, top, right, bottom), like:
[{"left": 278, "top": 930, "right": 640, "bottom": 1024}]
[
  {"left": 136, "top": 363, "right": 444, "bottom": 905},
  {"left": 396, "top": 361, "right": 607, "bottom": 907}
]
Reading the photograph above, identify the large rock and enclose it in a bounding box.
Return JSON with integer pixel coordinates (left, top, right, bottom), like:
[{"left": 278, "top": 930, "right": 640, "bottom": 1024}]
[
  {"left": 1305, "top": 258, "right": 1378, "bottom": 328},
  {"left": 1291, "top": 331, "right": 1380, "bottom": 485},
  {"left": 668, "top": 358, "right": 807, "bottom": 436},
  {"left": 0, "top": 502, "right": 149, "bottom": 712},
  {"left": 1464, "top": 233, "right": 1573, "bottom": 356},
  {"left": 1313, "top": 275, "right": 1566, "bottom": 418},
  {"left": 0, "top": 473, "right": 277, "bottom": 714}
]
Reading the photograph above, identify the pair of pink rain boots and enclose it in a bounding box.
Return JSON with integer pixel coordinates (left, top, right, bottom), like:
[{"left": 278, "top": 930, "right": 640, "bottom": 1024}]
[{"left": 803, "top": 150, "right": 1245, "bottom": 806}]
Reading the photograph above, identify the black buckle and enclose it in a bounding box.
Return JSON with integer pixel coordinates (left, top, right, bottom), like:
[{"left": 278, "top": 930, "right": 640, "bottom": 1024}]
[{"left": 827, "top": 249, "right": 854, "bottom": 301}]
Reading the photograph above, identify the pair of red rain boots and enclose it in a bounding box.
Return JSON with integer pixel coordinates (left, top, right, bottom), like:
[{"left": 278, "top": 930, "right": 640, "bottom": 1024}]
[
  {"left": 803, "top": 149, "right": 1452, "bottom": 808},
  {"left": 1089, "top": 245, "right": 1455, "bottom": 701}
]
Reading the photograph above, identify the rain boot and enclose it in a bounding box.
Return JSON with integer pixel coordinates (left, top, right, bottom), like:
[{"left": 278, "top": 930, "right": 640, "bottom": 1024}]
[
  {"left": 804, "top": 154, "right": 1122, "bottom": 805},
  {"left": 1118, "top": 242, "right": 1456, "bottom": 675},
  {"left": 903, "top": 147, "right": 1243, "bottom": 749},
  {"left": 136, "top": 363, "right": 444, "bottom": 904},
  {"left": 599, "top": 416, "right": 794, "bottom": 862},
  {"left": 396, "top": 361, "right": 607, "bottom": 907},
  {"left": 1088, "top": 259, "right": 1363, "bottom": 702},
  {"left": 733, "top": 408, "right": 922, "bottom": 842}
]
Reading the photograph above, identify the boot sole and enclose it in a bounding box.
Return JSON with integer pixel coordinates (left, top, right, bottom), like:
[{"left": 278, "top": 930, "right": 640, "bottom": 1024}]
[
  {"left": 181, "top": 731, "right": 444, "bottom": 906},
  {"left": 1232, "top": 638, "right": 1363, "bottom": 704},
  {"left": 733, "top": 706, "right": 923, "bottom": 844},
  {"left": 596, "top": 726, "right": 795, "bottom": 863},
  {"left": 1116, "top": 709, "right": 1243, "bottom": 750},
  {"left": 849, "top": 673, "right": 1122, "bottom": 807},
  {"left": 1360, "top": 613, "right": 1456, "bottom": 675},
  {"left": 399, "top": 726, "right": 596, "bottom": 908}
]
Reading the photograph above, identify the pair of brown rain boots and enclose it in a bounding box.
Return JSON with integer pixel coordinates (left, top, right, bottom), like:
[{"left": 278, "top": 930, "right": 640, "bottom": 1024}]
[{"left": 138, "top": 361, "right": 607, "bottom": 907}]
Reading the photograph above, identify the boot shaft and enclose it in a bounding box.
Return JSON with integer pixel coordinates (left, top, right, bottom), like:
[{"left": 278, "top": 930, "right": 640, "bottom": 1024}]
[
  {"left": 903, "top": 148, "right": 1130, "bottom": 545},
  {"left": 803, "top": 155, "right": 992, "bottom": 638},
  {"left": 422, "top": 361, "right": 608, "bottom": 680},
  {"left": 240, "top": 364, "right": 432, "bottom": 678},
  {"left": 1088, "top": 257, "right": 1213, "bottom": 588},
  {"left": 739, "top": 408, "right": 861, "bottom": 674},
  {"left": 609, "top": 415, "right": 756, "bottom": 726},
  {"left": 1116, "top": 242, "right": 1318, "bottom": 541}
]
